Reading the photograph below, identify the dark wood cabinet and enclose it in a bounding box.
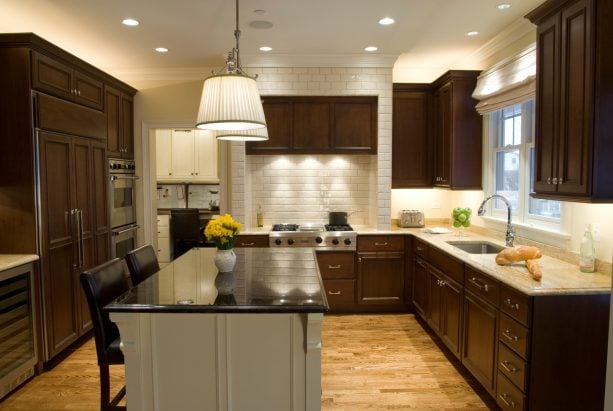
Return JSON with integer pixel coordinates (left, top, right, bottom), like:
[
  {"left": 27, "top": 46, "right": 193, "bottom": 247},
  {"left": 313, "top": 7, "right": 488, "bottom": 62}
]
[
  {"left": 392, "top": 85, "right": 432, "bottom": 188},
  {"left": 411, "top": 257, "right": 429, "bottom": 317},
  {"left": 527, "top": 0, "right": 613, "bottom": 201},
  {"left": 106, "top": 85, "right": 134, "bottom": 158},
  {"left": 316, "top": 251, "right": 357, "bottom": 311},
  {"left": 32, "top": 51, "right": 104, "bottom": 111},
  {"left": 392, "top": 71, "right": 482, "bottom": 189},
  {"left": 357, "top": 252, "right": 404, "bottom": 305},
  {"left": 234, "top": 234, "right": 269, "bottom": 248},
  {"left": 246, "top": 96, "right": 377, "bottom": 155}
]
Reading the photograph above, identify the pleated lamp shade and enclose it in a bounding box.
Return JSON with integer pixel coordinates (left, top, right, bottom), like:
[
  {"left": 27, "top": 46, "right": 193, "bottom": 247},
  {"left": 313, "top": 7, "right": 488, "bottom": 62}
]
[
  {"left": 196, "top": 73, "right": 267, "bottom": 131},
  {"left": 216, "top": 126, "right": 269, "bottom": 141}
]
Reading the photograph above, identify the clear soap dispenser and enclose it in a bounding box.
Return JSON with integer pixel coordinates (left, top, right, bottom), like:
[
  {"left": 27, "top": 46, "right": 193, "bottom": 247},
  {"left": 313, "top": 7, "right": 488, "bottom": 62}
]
[
  {"left": 256, "top": 204, "right": 264, "bottom": 228},
  {"left": 579, "top": 224, "right": 595, "bottom": 273}
]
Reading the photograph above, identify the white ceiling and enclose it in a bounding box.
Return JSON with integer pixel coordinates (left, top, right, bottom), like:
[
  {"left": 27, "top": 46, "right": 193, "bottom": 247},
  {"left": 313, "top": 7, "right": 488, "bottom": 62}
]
[{"left": 1, "top": 0, "right": 544, "bottom": 89}]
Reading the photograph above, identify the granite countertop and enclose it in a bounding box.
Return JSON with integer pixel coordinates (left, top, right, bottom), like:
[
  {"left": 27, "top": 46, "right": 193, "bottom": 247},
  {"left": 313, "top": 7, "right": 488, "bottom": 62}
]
[
  {"left": 105, "top": 247, "right": 329, "bottom": 314},
  {"left": 0, "top": 254, "right": 39, "bottom": 272}
]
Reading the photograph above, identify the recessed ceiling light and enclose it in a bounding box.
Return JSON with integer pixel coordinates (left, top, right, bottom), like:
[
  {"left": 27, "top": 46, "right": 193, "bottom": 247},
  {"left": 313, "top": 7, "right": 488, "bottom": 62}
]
[
  {"left": 497, "top": 3, "right": 512, "bottom": 10},
  {"left": 466, "top": 31, "right": 479, "bottom": 36},
  {"left": 253, "top": 9, "right": 266, "bottom": 15},
  {"left": 379, "top": 17, "right": 395, "bottom": 26},
  {"left": 155, "top": 47, "right": 169, "bottom": 53},
  {"left": 259, "top": 46, "right": 272, "bottom": 52},
  {"left": 249, "top": 20, "right": 274, "bottom": 29},
  {"left": 122, "top": 18, "right": 139, "bottom": 27},
  {"left": 364, "top": 46, "right": 378, "bottom": 52}
]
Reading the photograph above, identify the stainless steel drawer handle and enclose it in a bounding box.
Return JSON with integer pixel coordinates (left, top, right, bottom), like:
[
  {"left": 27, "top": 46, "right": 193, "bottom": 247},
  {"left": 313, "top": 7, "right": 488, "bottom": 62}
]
[
  {"left": 500, "top": 360, "right": 518, "bottom": 373},
  {"left": 504, "top": 298, "right": 520, "bottom": 310},
  {"left": 502, "top": 329, "right": 519, "bottom": 342},
  {"left": 499, "top": 393, "right": 517, "bottom": 408},
  {"left": 240, "top": 242, "right": 255, "bottom": 246},
  {"left": 468, "top": 277, "right": 489, "bottom": 292},
  {"left": 328, "top": 264, "right": 341, "bottom": 269},
  {"left": 416, "top": 246, "right": 424, "bottom": 251},
  {"left": 328, "top": 290, "right": 342, "bottom": 295},
  {"left": 558, "top": 177, "right": 564, "bottom": 184},
  {"left": 437, "top": 279, "right": 446, "bottom": 287},
  {"left": 375, "top": 242, "right": 388, "bottom": 246},
  {"left": 547, "top": 177, "right": 552, "bottom": 184}
]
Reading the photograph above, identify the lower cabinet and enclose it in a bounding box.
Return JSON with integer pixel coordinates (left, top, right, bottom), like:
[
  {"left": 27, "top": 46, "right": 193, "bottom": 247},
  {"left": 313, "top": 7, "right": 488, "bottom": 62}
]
[
  {"left": 411, "top": 257, "right": 429, "bottom": 317},
  {"left": 316, "top": 251, "right": 357, "bottom": 311},
  {"left": 357, "top": 252, "right": 404, "bottom": 305},
  {"left": 156, "top": 215, "right": 171, "bottom": 264},
  {"left": 234, "top": 234, "right": 269, "bottom": 248}
]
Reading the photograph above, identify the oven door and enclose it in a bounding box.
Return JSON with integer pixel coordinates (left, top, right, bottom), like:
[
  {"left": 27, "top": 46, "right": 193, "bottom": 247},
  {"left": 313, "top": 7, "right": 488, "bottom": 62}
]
[
  {"left": 111, "top": 224, "right": 139, "bottom": 259},
  {"left": 110, "top": 174, "right": 137, "bottom": 228}
]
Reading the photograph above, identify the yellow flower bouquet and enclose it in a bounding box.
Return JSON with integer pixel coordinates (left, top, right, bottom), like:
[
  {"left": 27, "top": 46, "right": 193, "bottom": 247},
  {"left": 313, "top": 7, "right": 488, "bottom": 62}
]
[{"left": 204, "top": 214, "right": 243, "bottom": 250}]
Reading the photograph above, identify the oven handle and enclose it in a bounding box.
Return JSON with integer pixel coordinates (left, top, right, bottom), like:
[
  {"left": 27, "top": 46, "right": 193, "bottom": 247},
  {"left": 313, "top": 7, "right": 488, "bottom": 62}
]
[
  {"left": 112, "top": 225, "right": 140, "bottom": 236},
  {"left": 110, "top": 175, "right": 140, "bottom": 182}
]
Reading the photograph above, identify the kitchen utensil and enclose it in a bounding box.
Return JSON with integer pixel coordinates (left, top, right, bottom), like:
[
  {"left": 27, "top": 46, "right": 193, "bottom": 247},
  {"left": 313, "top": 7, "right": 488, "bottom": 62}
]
[
  {"left": 328, "top": 212, "right": 348, "bottom": 225},
  {"left": 398, "top": 210, "right": 425, "bottom": 228}
]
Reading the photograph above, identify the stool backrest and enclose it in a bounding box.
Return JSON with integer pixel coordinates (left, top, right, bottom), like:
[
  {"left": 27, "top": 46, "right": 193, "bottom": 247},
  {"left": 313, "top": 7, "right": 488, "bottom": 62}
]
[{"left": 125, "top": 244, "right": 160, "bottom": 286}]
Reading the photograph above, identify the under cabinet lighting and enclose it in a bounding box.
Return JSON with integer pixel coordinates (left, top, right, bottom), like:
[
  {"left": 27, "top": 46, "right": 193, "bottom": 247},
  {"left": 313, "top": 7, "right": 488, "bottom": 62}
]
[{"left": 122, "top": 18, "right": 139, "bottom": 26}]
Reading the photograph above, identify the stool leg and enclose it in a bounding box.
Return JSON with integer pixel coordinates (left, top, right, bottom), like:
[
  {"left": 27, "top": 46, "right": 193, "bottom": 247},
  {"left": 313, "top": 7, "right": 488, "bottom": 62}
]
[{"left": 100, "top": 365, "right": 110, "bottom": 411}]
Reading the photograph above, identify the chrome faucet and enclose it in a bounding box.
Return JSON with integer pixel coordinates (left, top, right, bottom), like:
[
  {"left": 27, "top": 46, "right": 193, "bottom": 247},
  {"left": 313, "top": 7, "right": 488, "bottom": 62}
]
[{"left": 477, "top": 194, "right": 515, "bottom": 247}]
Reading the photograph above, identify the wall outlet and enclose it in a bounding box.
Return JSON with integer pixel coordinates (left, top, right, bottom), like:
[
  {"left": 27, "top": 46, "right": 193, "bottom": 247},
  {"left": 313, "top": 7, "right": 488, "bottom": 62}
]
[
  {"left": 592, "top": 222, "right": 601, "bottom": 241},
  {"left": 431, "top": 202, "right": 441, "bottom": 209}
]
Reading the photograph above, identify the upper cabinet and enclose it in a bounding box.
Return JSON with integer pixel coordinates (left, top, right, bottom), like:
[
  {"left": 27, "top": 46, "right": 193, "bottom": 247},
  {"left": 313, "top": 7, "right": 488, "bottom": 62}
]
[
  {"left": 106, "top": 86, "right": 134, "bottom": 159},
  {"left": 32, "top": 51, "right": 104, "bottom": 111},
  {"left": 527, "top": 0, "right": 613, "bottom": 201},
  {"left": 156, "top": 129, "right": 219, "bottom": 183},
  {"left": 392, "top": 71, "right": 482, "bottom": 190},
  {"left": 246, "top": 96, "right": 377, "bottom": 155}
]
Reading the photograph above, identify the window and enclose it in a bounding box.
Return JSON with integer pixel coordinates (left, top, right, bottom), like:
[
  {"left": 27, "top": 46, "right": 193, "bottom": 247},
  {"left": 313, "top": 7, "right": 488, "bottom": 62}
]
[{"left": 486, "top": 99, "right": 561, "bottom": 229}]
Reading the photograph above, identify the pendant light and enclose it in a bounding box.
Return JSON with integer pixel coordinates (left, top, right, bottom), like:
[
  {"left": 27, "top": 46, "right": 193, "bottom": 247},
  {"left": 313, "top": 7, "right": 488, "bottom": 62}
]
[
  {"left": 217, "top": 127, "right": 269, "bottom": 141},
  {"left": 196, "top": 0, "right": 267, "bottom": 136}
]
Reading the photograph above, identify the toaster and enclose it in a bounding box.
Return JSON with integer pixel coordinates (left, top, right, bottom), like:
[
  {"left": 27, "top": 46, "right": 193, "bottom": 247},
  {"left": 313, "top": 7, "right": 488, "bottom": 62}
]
[{"left": 398, "top": 210, "right": 425, "bottom": 228}]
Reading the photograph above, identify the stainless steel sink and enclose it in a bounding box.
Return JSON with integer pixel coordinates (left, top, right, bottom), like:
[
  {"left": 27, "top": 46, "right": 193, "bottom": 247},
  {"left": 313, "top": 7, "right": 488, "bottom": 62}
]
[{"left": 446, "top": 241, "right": 505, "bottom": 254}]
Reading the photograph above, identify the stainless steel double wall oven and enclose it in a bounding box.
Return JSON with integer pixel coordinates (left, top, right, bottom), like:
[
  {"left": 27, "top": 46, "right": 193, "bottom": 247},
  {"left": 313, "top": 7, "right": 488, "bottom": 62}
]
[{"left": 109, "top": 158, "right": 138, "bottom": 258}]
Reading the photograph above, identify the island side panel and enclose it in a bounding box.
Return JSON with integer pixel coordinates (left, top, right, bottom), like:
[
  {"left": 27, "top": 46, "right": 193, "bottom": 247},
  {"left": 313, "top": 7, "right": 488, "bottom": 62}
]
[{"left": 306, "top": 313, "right": 324, "bottom": 411}]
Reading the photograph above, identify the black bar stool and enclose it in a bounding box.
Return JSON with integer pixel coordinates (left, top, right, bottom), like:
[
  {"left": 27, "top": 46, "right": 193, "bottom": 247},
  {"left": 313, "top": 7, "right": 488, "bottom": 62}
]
[
  {"left": 80, "top": 258, "right": 130, "bottom": 411},
  {"left": 125, "top": 244, "right": 160, "bottom": 286},
  {"left": 170, "top": 208, "right": 201, "bottom": 259}
]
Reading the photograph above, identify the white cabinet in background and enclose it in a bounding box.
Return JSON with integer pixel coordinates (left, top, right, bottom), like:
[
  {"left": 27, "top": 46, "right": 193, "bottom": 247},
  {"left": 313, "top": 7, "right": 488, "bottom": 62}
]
[
  {"left": 156, "top": 129, "right": 218, "bottom": 183},
  {"left": 156, "top": 214, "right": 171, "bottom": 264}
]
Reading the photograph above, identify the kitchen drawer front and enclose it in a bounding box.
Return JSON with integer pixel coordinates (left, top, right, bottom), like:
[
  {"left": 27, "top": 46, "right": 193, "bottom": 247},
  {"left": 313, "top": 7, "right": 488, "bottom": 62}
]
[
  {"left": 317, "top": 252, "right": 355, "bottom": 279},
  {"left": 497, "top": 372, "right": 526, "bottom": 411},
  {"left": 428, "top": 246, "right": 464, "bottom": 284},
  {"left": 498, "top": 343, "right": 527, "bottom": 392},
  {"left": 235, "top": 235, "right": 269, "bottom": 248},
  {"left": 157, "top": 225, "right": 170, "bottom": 238},
  {"left": 500, "top": 285, "right": 531, "bottom": 326},
  {"left": 157, "top": 214, "right": 170, "bottom": 227},
  {"left": 323, "top": 280, "right": 356, "bottom": 305},
  {"left": 157, "top": 236, "right": 171, "bottom": 263},
  {"left": 500, "top": 314, "right": 530, "bottom": 359},
  {"left": 464, "top": 266, "right": 500, "bottom": 307},
  {"left": 413, "top": 238, "right": 429, "bottom": 259},
  {"left": 357, "top": 235, "right": 405, "bottom": 252}
]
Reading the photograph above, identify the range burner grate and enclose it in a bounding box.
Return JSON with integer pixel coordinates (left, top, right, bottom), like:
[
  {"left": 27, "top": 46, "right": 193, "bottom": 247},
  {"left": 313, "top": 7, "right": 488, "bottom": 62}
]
[
  {"left": 325, "top": 224, "right": 354, "bottom": 232},
  {"left": 272, "top": 224, "right": 299, "bottom": 232}
]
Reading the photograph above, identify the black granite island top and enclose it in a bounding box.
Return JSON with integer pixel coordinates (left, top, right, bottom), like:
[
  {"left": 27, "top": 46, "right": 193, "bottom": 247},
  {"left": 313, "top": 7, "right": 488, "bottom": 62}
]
[{"left": 105, "top": 247, "right": 329, "bottom": 314}]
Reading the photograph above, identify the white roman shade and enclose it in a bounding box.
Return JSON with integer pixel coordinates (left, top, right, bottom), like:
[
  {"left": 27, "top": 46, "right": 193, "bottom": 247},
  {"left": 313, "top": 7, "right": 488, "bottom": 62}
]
[
  {"left": 472, "top": 44, "right": 536, "bottom": 114},
  {"left": 196, "top": 73, "right": 267, "bottom": 131}
]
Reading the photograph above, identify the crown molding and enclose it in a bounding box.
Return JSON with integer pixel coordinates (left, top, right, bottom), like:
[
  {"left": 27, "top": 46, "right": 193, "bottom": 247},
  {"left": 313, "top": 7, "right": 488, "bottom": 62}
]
[{"left": 106, "top": 67, "right": 215, "bottom": 83}]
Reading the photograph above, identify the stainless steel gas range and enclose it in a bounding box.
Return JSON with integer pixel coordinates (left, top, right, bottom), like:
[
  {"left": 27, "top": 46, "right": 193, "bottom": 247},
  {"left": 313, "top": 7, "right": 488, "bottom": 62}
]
[{"left": 269, "top": 223, "right": 356, "bottom": 251}]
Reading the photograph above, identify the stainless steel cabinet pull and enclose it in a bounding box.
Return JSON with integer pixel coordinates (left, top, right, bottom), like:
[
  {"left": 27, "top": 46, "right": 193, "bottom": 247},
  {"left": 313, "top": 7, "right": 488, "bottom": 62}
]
[
  {"left": 416, "top": 246, "right": 423, "bottom": 251},
  {"left": 240, "top": 242, "right": 255, "bottom": 246},
  {"left": 468, "top": 277, "right": 489, "bottom": 292},
  {"left": 374, "top": 242, "right": 388, "bottom": 246},
  {"left": 552, "top": 177, "right": 558, "bottom": 184},
  {"left": 78, "top": 209, "right": 85, "bottom": 267},
  {"left": 502, "top": 329, "right": 519, "bottom": 342},
  {"left": 328, "top": 264, "right": 341, "bottom": 269},
  {"left": 498, "top": 393, "right": 516, "bottom": 408},
  {"left": 500, "top": 360, "right": 518, "bottom": 373},
  {"left": 77, "top": 89, "right": 81, "bottom": 96},
  {"left": 328, "top": 290, "right": 341, "bottom": 295},
  {"left": 558, "top": 177, "right": 563, "bottom": 184},
  {"left": 504, "top": 298, "right": 520, "bottom": 310},
  {"left": 547, "top": 177, "right": 552, "bottom": 184}
]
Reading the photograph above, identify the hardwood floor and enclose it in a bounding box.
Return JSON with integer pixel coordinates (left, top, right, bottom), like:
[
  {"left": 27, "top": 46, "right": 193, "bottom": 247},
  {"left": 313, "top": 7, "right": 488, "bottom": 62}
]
[{"left": 0, "top": 314, "right": 496, "bottom": 410}]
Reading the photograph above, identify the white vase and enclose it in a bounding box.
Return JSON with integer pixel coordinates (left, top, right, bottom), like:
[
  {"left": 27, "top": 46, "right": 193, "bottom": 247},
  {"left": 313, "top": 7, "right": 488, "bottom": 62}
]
[
  {"left": 214, "top": 249, "right": 236, "bottom": 273},
  {"left": 215, "top": 271, "right": 236, "bottom": 295}
]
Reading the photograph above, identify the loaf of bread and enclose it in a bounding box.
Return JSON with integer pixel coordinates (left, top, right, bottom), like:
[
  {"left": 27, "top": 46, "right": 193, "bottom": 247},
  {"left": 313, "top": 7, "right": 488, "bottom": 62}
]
[
  {"left": 495, "top": 245, "right": 542, "bottom": 265},
  {"left": 525, "top": 259, "right": 542, "bottom": 281}
]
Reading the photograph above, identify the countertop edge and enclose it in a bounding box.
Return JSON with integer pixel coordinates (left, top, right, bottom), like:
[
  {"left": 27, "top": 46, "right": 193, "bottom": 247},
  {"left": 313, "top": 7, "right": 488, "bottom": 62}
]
[
  {"left": 105, "top": 304, "right": 329, "bottom": 314},
  {"left": 0, "top": 254, "right": 39, "bottom": 272}
]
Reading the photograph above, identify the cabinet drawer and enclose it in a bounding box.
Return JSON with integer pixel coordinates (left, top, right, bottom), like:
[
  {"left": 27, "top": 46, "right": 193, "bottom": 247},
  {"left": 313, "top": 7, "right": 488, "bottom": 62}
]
[
  {"left": 358, "top": 235, "right": 404, "bottom": 252},
  {"left": 413, "top": 238, "right": 429, "bottom": 259},
  {"left": 497, "top": 372, "right": 526, "bottom": 411},
  {"left": 235, "top": 235, "right": 269, "bottom": 248},
  {"left": 323, "top": 280, "right": 355, "bottom": 305},
  {"left": 500, "top": 314, "right": 530, "bottom": 359},
  {"left": 316, "top": 252, "right": 355, "bottom": 279},
  {"left": 500, "top": 285, "right": 531, "bottom": 326},
  {"left": 157, "top": 236, "right": 171, "bottom": 263},
  {"left": 157, "top": 226, "right": 169, "bottom": 238},
  {"left": 428, "top": 246, "right": 464, "bottom": 284},
  {"left": 498, "top": 343, "right": 527, "bottom": 392},
  {"left": 464, "top": 266, "right": 500, "bottom": 307},
  {"left": 157, "top": 214, "right": 170, "bottom": 227}
]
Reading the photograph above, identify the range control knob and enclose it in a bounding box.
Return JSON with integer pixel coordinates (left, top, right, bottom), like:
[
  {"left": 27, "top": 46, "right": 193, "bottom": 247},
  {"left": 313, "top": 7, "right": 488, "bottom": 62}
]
[
  {"left": 275, "top": 239, "right": 282, "bottom": 245},
  {"left": 344, "top": 238, "right": 352, "bottom": 245},
  {"left": 288, "top": 239, "right": 294, "bottom": 245},
  {"left": 315, "top": 236, "right": 323, "bottom": 244},
  {"left": 332, "top": 238, "right": 339, "bottom": 245}
]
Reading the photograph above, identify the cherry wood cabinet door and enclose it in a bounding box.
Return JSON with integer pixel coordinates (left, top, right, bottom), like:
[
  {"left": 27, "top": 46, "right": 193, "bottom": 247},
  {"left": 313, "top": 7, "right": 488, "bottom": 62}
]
[
  {"left": 411, "top": 257, "right": 429, "bottom": 318},
  {"left": 333, "top": 101, "right": 376, "bottom": 152},
  {"left": 246, "top": 101, "right": 292, "bottom": 153},
  {"left": 357, "top": 252, "right": 404, "bottom": 306},
  {"left": 427, "top": 268, "right": 442, "bottom": 334},
  {"left": 72, "top": 71, "right": 104, "bottom": 110},
  {"left": 392, "top": 87, "right": 432, "bottom": 188},
  {"left": 91, "top": 141, "right": 111, "bottom": 265},
  {"left": 32, "top": 52, "right": 73, "bottom": 102},
  {"left": 105, "top": 86, "right": 121, "bottom": 157},
  {"left": 440, "top": 275, "right": 462, "bottom": 359},
  {"left": 293, "top": 102, "right": 331, "bottom": 150},
  {"left": 120, "top": 93, "right": 134, "bottom": 159},
  {"left": 38, "top": 132, "right": 79, "bottom": 358},
  {"left": 433, "top": 83, "right": 452, "bottom": 187}
]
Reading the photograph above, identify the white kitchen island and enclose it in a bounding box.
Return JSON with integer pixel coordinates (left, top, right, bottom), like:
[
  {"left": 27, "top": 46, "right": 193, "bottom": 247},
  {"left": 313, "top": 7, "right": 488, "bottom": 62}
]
[{"left": 106, "top": 247, "right": 328, "bottom": 411}]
